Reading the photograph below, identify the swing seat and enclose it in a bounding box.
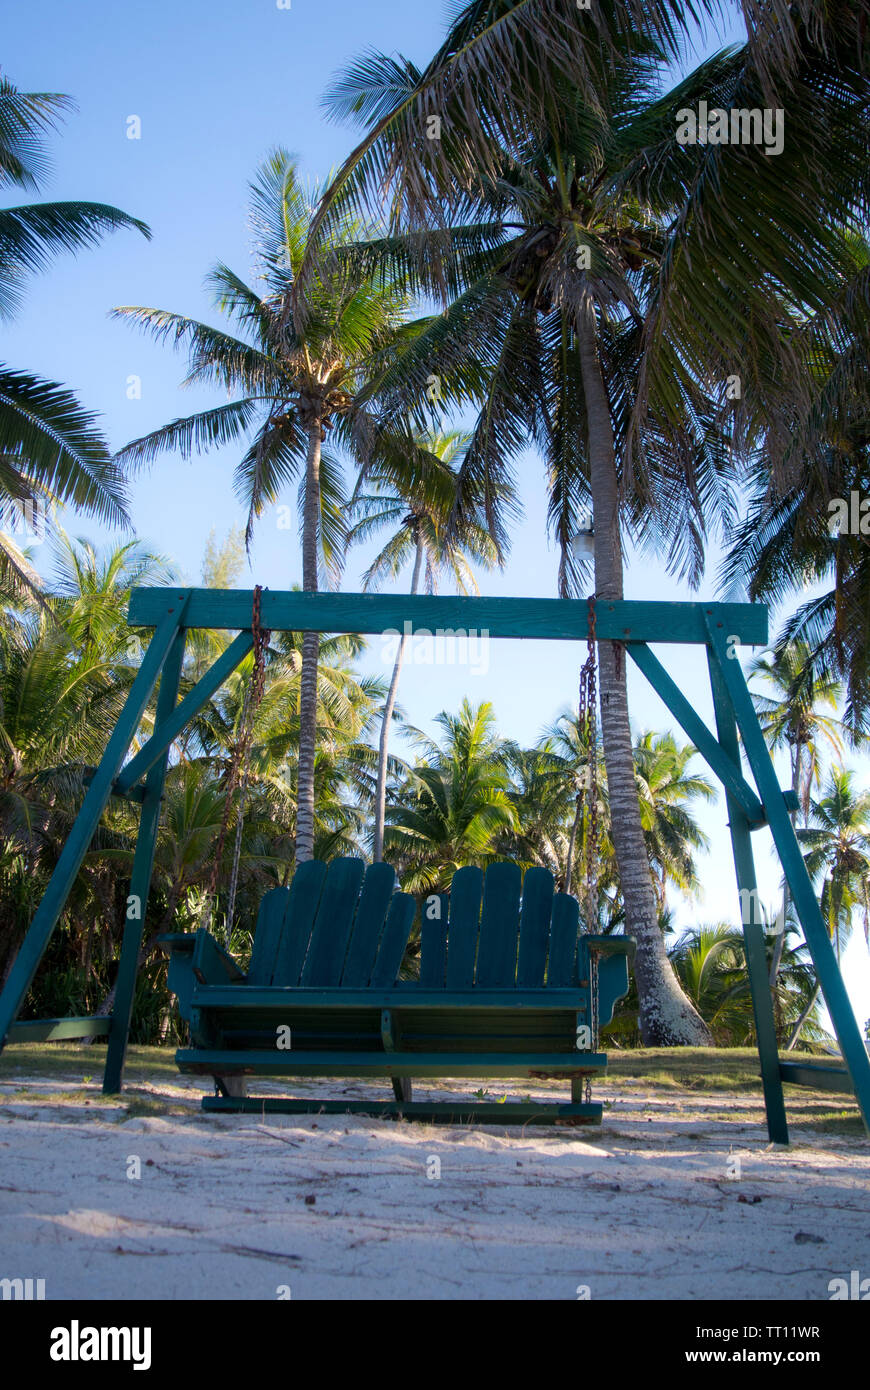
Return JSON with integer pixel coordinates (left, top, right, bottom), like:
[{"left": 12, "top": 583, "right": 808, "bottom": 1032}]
[{"left": 160, "top": 858, "right": 634, "bottom": 1124}]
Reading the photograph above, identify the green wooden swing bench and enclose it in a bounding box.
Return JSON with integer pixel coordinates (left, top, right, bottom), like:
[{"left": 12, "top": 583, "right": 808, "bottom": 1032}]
[{"left": 159, "top": 857, "right": 634, "bottom": 1124}]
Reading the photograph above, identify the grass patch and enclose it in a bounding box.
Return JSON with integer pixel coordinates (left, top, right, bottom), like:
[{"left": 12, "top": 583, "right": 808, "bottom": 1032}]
[{"left": 0, "top": 1043, "right": 180, "bottom": 1085}]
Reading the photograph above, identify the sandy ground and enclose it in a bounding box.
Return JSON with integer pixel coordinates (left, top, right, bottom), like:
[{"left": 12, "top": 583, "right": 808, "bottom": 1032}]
[{"left": 0, "top": 1062, "right": 868, "bottom": 1301}]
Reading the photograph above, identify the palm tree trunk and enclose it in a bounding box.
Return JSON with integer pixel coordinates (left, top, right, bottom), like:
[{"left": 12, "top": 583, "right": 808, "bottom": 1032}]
[
  {"left": 295, "top": 421, "right": 322, "bottom": 866},
  {"left": 576, "top": 297, "right": 711, "bottom": 1045},
  {"left": 564, "top": 793, "right": 583, "bottom": 895},
  {"left": 784, "top": 981, "right": 820, "bottom": 1050},
  {"left": 373, "top": 537, "right": 424, "bottom": 861}
]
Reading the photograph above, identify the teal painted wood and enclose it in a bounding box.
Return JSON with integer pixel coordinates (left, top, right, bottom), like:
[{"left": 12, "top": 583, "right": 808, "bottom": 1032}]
[
  {"left": 581, "top": 945, "right": 632, "bottom": 1029},
  {"left": 547, "top": 893, "right": 580, "bottom": 986},
  {"left": 370, "top": 893, "right": 415, "bottom": 987},
  {"left": 161, "top": 929, "right": 246, "bottom": 1024},
  {"left": 187, "top": 985, "right": 587, "bottom": 1009},
  {"left": 705, "top": 644, "right": 788, "bottom": 1144},
  {"left": 779, "top": 1060, "right": 854, "bottom": 1094},
  {"left": 341, "top": 862, "right": 396, "bottom": 986},
  {"left": 272, "top": 860, "right": 327, "bottom": 985},
  {"left": 104, "top": 624, "right": 187, "bottom": 1094},
  {"left": 116, "top": 630, "right": 253, "bottom": 795},
  {"left": 201, "top": 1096, "right": 603, "bottom": 1123},
  {"left": 8, "top": 1017, "right": 111, "bottom": 1042},
  {"left": 706, "top": 618, "right": 870, "bottom": 1135},
  {"left": 445, "top": 865, "right": 483, "bottom": 988},
  {"left": 247, "top": 888, "right": 291, "bottom": 986},
  {"left": 300, "top": 858, "right": 366, "bottom": 986},
  {"left": 128, "top": 587, "right": 768, "bottom": 647},
  {"left": 380, "top": 1006, "right": 412, "bottom": 1102},
  {"left": 0, "top": 597, "right": 187, "bottom": 1052},
  {"left": 476, "top": 862, "right": 522, "bottom": 986},
  {"left": 627, "top": 642, "right": 765, "bottom": 828},
  {"left": 419, "top": 894, "right": 448, "bottom": 987},
  {"left": 517, "top": 867, "right": 555, "bottom": 987},
  {"left": 176, "top": 1048, "right": 607, "bottom": 1077}
]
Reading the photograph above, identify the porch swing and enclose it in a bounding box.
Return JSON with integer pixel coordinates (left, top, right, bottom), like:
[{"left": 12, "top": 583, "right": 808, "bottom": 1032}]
[{"left": 0, "top": 583, "right": 867, "bottom": 1141}]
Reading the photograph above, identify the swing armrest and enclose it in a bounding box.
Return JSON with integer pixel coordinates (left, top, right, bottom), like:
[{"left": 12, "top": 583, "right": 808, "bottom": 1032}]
[
  {"left": 159, "top": 929, "right": 245, "bottom": 1021},
  {"left": 577, "top": 936, "right": 635, "bottom": 1030}
]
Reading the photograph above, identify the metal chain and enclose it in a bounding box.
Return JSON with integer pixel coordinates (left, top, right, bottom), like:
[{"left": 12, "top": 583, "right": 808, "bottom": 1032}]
[
  {"left": 577, "top": 596, "right": 600, "bottom": 932},
  {"left": 200, "top": 586, "right": 271, "bottom": 946},
  {"left": 590, "top": 950, "right": 600, "bottom": 1049}
]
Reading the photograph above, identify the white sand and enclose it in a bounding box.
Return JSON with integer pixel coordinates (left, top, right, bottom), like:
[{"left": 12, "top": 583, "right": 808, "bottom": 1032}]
[{"left": 1, "top": 1066, "right": 867, "bottom": 1300}]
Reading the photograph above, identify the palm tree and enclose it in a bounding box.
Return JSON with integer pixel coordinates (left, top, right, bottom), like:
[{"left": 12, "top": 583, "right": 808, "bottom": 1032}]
[
  {"left": 304, "top": 5, "right": 869, "bottom": 1045},
  {"left": 788, "top": 768, "right": 870, "bottom": 1048},
  {"left": 385, "top": 699, "right": 515, "bottom": 892},
  {"left": 346, "top": 429, "right": 498, "bottom": 859},
  {"left": 749, "top": 641, "right": 852, "bottom": 985},
  {"left": 496, "top": 740, "right": 574, "bottom": 879},
  {"left": 112, "top": 150, "right": 416, "bottom": 864},
  {"left": 722, "top": 237, "right": 870, "bottom": 732},
  {"left": 669, "top": 922, "right": 825, "bottom": 1048},
  {"left": 0, "top": 535, "right": 169, "bottom": 981},
  {"left": 0, "top": 75, "right": 148, "bottom": 596},
  {"left": 633, "top": 732, "right": 715, "bottom": 913}
]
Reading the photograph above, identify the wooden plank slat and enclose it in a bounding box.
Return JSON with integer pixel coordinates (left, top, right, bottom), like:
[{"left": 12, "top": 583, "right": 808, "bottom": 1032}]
[
  {"left": 475, "top": 862, "right": 522, "bottom": 987},
  {"left": 202, "top": 1097, "right": 603, "bottom": 1123},
  {"left": 271, "top": 860, "right": 327, "bottom": 986},
  {"left": 419, "top": 894, "right": 448, "bottom": 987},
  {"left": 177, "top": 1048, "right": 608, "bottom": 1076},
  {"left": 779, "top": 1060, "right": 854, "bottom": 1094},
  {"left": 341, "top": 862, "right": 396, "bottom": 986},
  {"left": 370, "top": 894, "right": 415, "bottom": 987},
  {"left": 190, "top": 986, "right": 585, "bottom": 1009},
  {"left": 300, "top": 858, "right": 365, "bottom": 986},
  {"left": 8, "top": 1017, "right": 111, "bottom": 1043},
  {"left": 445, "top": 866, "right": 483, "bottom": 989},
  {"left": 247, "top": 888, "right": 291, "bottom": 986},
  {"left": 547, "top": 893, "right": 580, "bottom": 986},
  {"left": 128, "top": 588, "right": 769, "bottom": 647},
  {"left": 517, "top": 867, "right": 555, "bottom": 988}
]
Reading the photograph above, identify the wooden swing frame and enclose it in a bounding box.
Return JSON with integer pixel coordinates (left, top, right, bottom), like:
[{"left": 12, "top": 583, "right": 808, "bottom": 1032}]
[{"left": 0, "top": 586, "right": 867, "bottom": 1144}]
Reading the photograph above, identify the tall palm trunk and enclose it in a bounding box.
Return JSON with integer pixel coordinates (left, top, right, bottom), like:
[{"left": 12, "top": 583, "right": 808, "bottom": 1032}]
[
  {"left": 295, "top": 420, "right": 322, "bottom": 865},
  {"left": 373, "top": 537, "right": 424, "bottom": 861},
  {"left": 576, "top": 297, "right": 712, "bottom": 1045}
]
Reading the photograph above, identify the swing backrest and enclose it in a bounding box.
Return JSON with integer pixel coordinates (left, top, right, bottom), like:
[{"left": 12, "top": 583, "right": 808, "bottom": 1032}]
[
  {"left": 247, "top": 858, "right": 415, "bottom": 988},
  {"left": 419, "top": 863, "right": 585, "bottom": 989}
]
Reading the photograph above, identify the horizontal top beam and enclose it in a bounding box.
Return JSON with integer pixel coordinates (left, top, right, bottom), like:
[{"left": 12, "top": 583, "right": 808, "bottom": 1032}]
[{"left": 128, "top": 589, "right": 768, "bottom": 647}]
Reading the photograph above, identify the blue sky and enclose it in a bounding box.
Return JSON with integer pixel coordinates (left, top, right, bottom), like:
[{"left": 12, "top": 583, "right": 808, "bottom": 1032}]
[{"left": 4, "top": 0, "right": 868, "bottom": 1028}]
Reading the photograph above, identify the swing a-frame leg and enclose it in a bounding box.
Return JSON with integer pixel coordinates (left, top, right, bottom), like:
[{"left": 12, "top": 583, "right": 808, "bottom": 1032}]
[{"left": 0, "top": 598, "right": 191, "bottom": 1057}]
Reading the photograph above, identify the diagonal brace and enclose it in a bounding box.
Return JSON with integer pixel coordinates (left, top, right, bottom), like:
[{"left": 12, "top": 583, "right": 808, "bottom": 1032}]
[
  {"left": 627, "top": 642, "right": 766, "bottom": 828},
  {"left": 115, "top": 630, "right": 254, "bottom": 795}
]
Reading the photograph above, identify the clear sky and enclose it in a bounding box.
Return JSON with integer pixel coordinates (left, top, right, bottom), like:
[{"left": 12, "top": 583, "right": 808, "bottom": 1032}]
[{"left": 4, "top": 0, "right": 868, "bottom": 1030}]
